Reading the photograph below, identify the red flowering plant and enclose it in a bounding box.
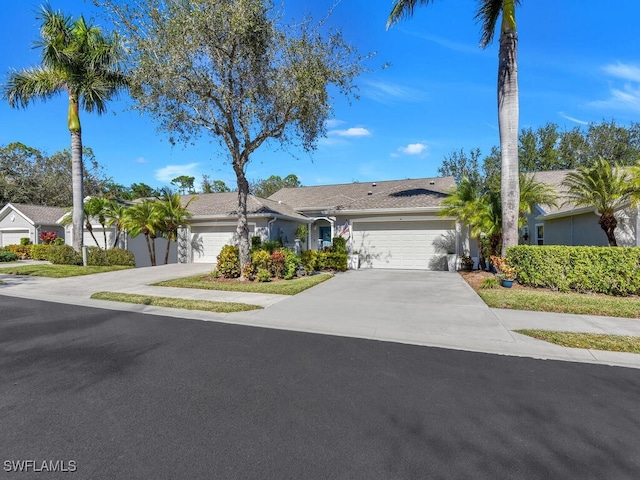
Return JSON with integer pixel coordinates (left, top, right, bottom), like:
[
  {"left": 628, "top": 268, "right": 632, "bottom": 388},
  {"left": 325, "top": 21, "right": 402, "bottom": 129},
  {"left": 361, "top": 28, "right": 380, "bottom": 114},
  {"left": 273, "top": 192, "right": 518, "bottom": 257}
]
[{"left": 39, "top": 230, "right": 58, "bottom": 245}]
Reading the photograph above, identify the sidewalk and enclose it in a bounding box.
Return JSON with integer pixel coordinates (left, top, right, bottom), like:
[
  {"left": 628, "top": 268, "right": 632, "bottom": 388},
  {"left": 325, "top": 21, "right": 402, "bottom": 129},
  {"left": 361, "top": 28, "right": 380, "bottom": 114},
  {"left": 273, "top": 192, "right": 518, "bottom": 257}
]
[{"left": 1, "top": 264, "right": 639, "bottom": 369}]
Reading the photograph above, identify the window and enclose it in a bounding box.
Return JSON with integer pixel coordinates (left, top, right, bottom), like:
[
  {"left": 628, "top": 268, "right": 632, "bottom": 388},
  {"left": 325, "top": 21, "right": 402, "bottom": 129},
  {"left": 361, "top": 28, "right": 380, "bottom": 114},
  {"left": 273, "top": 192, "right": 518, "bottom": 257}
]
[{"left": 535, "top": 224, "right": 544, "bottom": 246}]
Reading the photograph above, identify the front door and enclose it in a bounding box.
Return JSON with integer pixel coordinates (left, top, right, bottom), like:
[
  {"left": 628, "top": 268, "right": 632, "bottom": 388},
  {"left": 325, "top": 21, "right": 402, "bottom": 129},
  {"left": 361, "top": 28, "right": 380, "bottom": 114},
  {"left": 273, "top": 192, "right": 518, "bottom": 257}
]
[{"left": 319, "top": 226, "right": 331, "bottom": 249}]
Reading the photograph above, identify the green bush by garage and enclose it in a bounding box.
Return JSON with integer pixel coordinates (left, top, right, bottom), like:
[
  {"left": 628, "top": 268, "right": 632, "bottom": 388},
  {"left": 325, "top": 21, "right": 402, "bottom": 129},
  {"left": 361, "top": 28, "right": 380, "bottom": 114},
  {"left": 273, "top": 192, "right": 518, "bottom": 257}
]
[{"left": 507, "top": 245, "right": 640, "bottom": 296}]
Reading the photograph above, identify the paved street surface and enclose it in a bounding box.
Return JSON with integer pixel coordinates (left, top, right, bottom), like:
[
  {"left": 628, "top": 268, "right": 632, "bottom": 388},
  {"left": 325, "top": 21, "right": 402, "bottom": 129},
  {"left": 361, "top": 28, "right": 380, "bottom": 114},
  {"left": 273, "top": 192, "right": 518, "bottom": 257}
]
[{"left": 2, "top": 297, "right": 639, "bottom": 479}]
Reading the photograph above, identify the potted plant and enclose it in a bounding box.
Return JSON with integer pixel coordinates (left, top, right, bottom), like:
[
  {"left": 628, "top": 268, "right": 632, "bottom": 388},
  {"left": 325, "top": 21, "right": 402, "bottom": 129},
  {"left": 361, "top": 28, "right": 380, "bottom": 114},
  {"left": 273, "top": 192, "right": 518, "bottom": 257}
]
[
  {"left": 460, "top": 254, "right": 474, "bottom": 271},
  {"left": 490, "top": 255, "right": 517, "bottom": 287},
  {"left": 348, "top": 250, "right": 360, "bottom": 270}
]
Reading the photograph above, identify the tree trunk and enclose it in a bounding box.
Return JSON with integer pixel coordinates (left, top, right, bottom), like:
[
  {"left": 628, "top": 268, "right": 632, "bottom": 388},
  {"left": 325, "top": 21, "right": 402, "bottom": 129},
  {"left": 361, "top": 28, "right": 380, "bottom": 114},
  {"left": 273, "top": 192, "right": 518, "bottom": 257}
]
[
  {"left": 70, "top": 129, "right": 84, "bottom": 253},
  {"left": 235, "top": 165, "right": 251, "bottom": 280},
  {"left": 143, "top": 232, "right": 155, "bottom": 266},
  {"left": 150, "top": 235, "right": 157, "bottom": 266},
  {"left": 498, "top": 23, "right": 520, "bottom": 257},
  {"left": 164, "top": 233, "right": 172, "bottom": 265},
  {"left": 599, "top": 213, "right": 618, "bottom": 246},
  {"left": 86, "top": 220, "right": 100, "bottom": 248}
]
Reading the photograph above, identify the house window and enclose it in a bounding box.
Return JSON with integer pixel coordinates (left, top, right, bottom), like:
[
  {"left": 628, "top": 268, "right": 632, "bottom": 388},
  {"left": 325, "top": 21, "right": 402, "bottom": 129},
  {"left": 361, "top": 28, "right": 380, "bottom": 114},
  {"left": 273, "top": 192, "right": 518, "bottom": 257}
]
[{"left": 535, "top": 224, "right": 544, "bottom": 245}]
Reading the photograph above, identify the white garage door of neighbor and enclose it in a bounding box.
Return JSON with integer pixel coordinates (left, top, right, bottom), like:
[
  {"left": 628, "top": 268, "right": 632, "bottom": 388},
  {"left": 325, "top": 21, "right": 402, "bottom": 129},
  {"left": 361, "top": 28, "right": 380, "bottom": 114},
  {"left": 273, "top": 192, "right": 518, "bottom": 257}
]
[
  {"left": 1, "top": 230, "right": 30, "bottom": 247},
  {"left": 191, "top": 226, "right": 251, "bottom": 264},
  {"left": 352, "top": 220, "right": 454, "bottom": 270}
]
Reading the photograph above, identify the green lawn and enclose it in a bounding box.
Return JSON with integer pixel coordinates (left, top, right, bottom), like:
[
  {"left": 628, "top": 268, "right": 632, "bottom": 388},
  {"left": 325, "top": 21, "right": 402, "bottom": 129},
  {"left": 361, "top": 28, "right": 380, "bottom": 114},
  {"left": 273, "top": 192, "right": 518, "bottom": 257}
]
[
  {"left": 153, "top": 273, "right": 333, "bottom": 295},
  {"left": 478, "top": 288, "right": 640, "bottom": 319},
  {"left": 91, "top": 291, "right": 262, "bottom": 313},
  {"left": 0, "top": 264, "right": 133, "bottom": 278},
  {"left": 516, "top": 330, "right": 640, "bottom": 354}
]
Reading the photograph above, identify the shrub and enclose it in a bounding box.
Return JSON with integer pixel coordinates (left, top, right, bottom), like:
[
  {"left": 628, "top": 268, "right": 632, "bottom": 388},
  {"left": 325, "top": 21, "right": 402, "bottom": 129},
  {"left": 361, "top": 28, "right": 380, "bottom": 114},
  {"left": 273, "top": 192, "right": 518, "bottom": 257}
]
[
  {"left": 216, "top": 245, "right": 240, "bottom": 278},
  {"left": 5, "top": 244, "right": 31, "bottom": 259},
  {"left": 270, "top": 250, "right": 286, "bottom": 279},
  {"left": 295, "top": 224, "right": 309, "bottom": 242},
  {"left": 262, "top": 239, "right": 282, "bottom": 254},
  {"left": 87, "top": 246, "right": 109, "bottom": 266},
  {"left": 332, "top": 236, "right": 347, "bottom": 254},
  {"left": 300, "top": 250, "right": 317, "bottom": 274},
  {"left": 251, "top": 249, "right": 271, "bottom": 271},
  {"left": 38, "top": 230, "right": 58, "bottom": 244},
  {"left": 317, "top": 251, "right": 347, "bottom": 272},
  {"left": 256, "top": 268, "right": 272, "bottom": 282},
  {"left": 53, "top": 237, "right": 65, "bottom": 246},
  {"left": 47, "top": 245, "right": 82, "bottom": 265},
  {"left": 105, "top": 248, "right": 136, "bottom": 266},
  {"left": 20, "top": 237, "right": 32, "bottom": 246},
  {"left": 242, "top": 263, "right": 256, "bottom": 280},
  {"left": 507, "top": 245, "right": 640, "bottom": 296},
  {"left": 30, "top": 244, "right": 53, "bottom": 261},
  {"left": 251, "top": 235, "right": 262, "bottom": 252},
  {"left": 281, "top": 248, "right": 301, "bottom": 280},
  {"left": 0, "top": 250, "right": 18, "bottom": 262}
]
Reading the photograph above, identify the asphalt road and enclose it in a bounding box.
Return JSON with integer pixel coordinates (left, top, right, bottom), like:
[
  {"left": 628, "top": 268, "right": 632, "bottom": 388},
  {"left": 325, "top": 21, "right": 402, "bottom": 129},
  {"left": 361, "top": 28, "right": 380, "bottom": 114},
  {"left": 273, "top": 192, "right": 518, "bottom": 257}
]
[{"left": 1, "top": 297, "right": 639, "bottom": 480}]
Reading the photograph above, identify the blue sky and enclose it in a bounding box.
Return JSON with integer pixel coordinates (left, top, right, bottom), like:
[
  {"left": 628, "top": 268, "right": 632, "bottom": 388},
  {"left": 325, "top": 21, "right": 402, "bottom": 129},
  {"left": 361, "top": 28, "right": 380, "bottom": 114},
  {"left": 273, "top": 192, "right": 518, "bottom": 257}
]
[{"left": 1, "top": 0, "right": 639, "bottom": 191}]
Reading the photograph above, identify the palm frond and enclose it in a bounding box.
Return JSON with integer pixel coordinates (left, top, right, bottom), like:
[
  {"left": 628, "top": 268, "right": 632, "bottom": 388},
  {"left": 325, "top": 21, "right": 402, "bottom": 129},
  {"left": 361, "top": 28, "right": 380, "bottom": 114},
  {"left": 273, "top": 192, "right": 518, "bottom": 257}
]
[
  {"left": 386, "top": 0, "right": 437, "bottom": 29},
  {"left": 3, "top": 67, "right": 67, "bottom": 108}
]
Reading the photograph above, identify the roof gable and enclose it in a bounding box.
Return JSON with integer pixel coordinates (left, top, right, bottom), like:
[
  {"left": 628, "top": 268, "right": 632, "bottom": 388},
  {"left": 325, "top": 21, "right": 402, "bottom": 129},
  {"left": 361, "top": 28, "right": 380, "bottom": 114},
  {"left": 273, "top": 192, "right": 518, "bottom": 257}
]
[{"left": 0, "top": 203, "right": 68, "bottom": 225}]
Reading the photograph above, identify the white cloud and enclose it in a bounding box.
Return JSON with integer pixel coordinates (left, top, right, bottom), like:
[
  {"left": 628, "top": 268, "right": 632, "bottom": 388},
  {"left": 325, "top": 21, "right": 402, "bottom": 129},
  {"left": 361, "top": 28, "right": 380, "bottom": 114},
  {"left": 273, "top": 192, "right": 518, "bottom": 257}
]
[
  {"left": 154, "top": 163, "right": 200, "bottom": 182},
  {"left": 362, "top": 80, "right": 427, "bottom": 105},
  {"left": 397, "top": 143, "right": 428, "bottom": 156},
  {"left": 329, "top": 127, "right": 372, "bottom": 137},
  {"left": 325, "top": 119, "right": 345, "bottom": 128},
  {"left": 135, "top": 157, "right": 147, "bottom": 164},
  {"left": 590, "top": 62, "right": 640, "bottom": 112},
  {"left": 602, "top": 62, "right": 640, "bottom": 82},
  {"left": 558, "top": 111, "right": 588, "bottom": 125}
]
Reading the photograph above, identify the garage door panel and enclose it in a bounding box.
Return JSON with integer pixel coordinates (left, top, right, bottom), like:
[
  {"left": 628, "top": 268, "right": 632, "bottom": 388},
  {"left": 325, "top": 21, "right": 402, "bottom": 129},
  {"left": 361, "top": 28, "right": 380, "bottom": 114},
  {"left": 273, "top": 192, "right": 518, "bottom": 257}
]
[
  {"left": 191, "top": 226, "right": 253, "bottom": 264},
  {"left": 1, "top": 230, "right": 30, "bottom": 247},
  {"left": 353, "top": 220, "right": 454, "bottom": 270}
]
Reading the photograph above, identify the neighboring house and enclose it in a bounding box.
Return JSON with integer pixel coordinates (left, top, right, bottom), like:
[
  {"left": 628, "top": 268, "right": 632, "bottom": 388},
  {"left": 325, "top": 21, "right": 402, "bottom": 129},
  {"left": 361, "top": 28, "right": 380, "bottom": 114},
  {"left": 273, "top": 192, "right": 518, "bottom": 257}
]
[
  {"left": 0, "top": 203, "right": 66, "bottom": 247},
  {"left": 177, "top": 192, "right": 309, "bottom": 264},
  {"left": 521, "top": 170, "right": 640, "bottom": 247},
  {"left": 268, "top": 176, "right": 470, "bottom": 270}
]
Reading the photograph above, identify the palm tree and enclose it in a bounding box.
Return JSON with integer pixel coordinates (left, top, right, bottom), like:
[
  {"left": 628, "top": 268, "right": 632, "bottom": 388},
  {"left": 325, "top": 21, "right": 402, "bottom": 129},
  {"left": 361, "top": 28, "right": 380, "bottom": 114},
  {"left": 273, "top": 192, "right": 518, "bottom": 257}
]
[
  {"left": 3, "top": 5, "right": 127, "bottom": 252},
  {"left": 387, "top": 0, "right": 521, "bottom": 257},
  {"left": 561, "top": 158, "right": 633, "bottom": 246},
  {"left": 156, "top": 189, "right": 194, "bottom": 265},
  {"left": 84, "top": 196, "right": 110, "bottom": 249},
  {"left": 124, "top": 200, "right": 161, "bottom": 266},
  {"left": 104, "top": 200, "right": 129, "bottom": 249}
]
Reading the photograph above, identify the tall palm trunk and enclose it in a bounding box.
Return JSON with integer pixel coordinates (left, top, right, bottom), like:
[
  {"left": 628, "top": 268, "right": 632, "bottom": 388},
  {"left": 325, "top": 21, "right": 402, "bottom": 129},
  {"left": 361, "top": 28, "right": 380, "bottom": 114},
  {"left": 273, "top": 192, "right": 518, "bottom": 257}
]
[
  {"left": 69, "top": 95, "right": 84, "bottom": 253},
  {"left": 498, "top": 7, "right": 520, "bottom": 257}
]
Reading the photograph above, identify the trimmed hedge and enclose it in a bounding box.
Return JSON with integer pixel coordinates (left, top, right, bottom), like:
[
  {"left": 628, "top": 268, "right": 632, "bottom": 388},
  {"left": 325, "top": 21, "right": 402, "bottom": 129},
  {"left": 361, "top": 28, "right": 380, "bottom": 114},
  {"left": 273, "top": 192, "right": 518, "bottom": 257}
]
[
  {"left": 0, "top": 250, "right": 19, "bottom": 262},
  {"left": 5, "top": 244, "right": 31, "bottom": 259},
  {"left": 316, "top": 252, "right": 347, "bottom": 272},
  {"left": 30, "top": 244, "right": 53, "bottom": 260},
  {"left": 507, "top": 245, "right": 640, "bottom": 296},
  {"left": 104, "top": 248, "right": 135, "bottom": 267},
  {"left": 48, "top": 245, "right": 82, "bottom": 265}
]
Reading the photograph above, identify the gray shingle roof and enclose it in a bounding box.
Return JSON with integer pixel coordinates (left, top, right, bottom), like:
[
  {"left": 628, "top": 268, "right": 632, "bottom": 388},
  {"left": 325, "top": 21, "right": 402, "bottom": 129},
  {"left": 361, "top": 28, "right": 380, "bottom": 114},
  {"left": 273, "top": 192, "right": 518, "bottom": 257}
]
[
  {"left": 180, "top": 192, "right": 309, "bottom": 221},
  {"left": 530, "top": 170, "right": 577, "bottom": 216},
  {"left": 268, "top": 176, "right": 456, "bottom": 212},
  {"left": 4, "top": 203, "right": 68, "bottom": 225}
]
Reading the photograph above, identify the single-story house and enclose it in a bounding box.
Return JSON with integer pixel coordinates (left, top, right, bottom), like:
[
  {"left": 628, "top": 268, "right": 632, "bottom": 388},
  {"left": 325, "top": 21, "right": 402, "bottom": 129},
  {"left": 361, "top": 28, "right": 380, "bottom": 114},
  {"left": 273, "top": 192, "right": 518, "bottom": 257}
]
[
  {"left": 522, "top": 170, "right": 640, "bottom": 247},
  {"left": 267, "top": 176, "right": 471, "bottom": 270},
  {"left": 0, "top": 203, "right": 66, "bottom": 247},
  {"left": 177, "top": 192, "right": 310, "bottom": 264}
]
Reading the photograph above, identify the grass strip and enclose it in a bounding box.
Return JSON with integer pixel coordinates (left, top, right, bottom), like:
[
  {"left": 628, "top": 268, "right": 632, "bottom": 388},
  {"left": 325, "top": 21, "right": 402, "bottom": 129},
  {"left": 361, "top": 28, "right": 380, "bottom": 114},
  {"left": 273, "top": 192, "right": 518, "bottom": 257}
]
[
  {"left": 516, "top": 330, "right": 640, "bottom": 354},
  {"left": 0, "top": 264, "right": 133, "bottom": 278},
  {"left": 153, "top": 273, "right": 333, "bottom": 295},
  {"left": 478, "top": 289, "right": 640, "bottom": 319},
  {"left": 91, "top": 291, "right": 262, "bottom": 313}
]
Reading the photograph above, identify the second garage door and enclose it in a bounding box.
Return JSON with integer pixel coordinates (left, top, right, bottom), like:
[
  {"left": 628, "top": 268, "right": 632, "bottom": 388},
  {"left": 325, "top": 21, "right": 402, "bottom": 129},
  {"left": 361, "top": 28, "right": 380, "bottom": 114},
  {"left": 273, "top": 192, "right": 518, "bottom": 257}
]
[
  {"left": 190, "top": 225, "right": 252, "bottom": 264},
  {"left": 352, "top": 220, "right": 454, "bottom": 270},
  {"left": 1, "top": 230, "right": 30, "bottom": 247}
]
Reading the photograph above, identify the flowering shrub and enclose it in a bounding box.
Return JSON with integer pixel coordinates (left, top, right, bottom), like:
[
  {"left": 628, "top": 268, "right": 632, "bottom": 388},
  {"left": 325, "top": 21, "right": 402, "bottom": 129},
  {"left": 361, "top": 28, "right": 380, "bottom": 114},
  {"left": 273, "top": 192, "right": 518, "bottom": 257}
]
[
  {"left": 251, "top": 250, "right": 271, "bottom": 271},
  {"left": 216, "top": 245, "right": 240, "bottom": 278},
  {"left": 256, "top": 268, "right": 271, "bottom": 282},
  {"left": 270, "top": 250, "right": 286, "bottom": 279},
  {"left": 39, "top": 230, "right": 58, "bottom": 245}
]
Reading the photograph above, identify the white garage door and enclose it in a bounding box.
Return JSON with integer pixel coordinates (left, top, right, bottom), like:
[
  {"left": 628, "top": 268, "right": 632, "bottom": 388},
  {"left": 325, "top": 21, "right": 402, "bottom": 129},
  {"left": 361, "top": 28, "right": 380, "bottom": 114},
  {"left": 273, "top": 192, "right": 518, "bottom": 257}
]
[
  {"left": 190, "top": 226, "right": 252, "bottom": 264},
  {"left": 352, "top": 220, "right": 454, "bottom": 270},
  {"left": 1, "top": 230, "right": 30, "bottom": 247}
]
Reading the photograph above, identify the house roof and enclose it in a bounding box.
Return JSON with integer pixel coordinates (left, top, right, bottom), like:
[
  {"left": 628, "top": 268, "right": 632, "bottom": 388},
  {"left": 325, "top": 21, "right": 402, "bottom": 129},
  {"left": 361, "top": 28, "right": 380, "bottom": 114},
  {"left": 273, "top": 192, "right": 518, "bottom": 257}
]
[
  {"left": 268, "top": 176, "right": 456, "bottom": 212},
  {"left": 180, "top": 192, "right": 309, "bottom": 221},
  {"left": 0, "top": 203, "right": 68, "bottom": 225}
]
